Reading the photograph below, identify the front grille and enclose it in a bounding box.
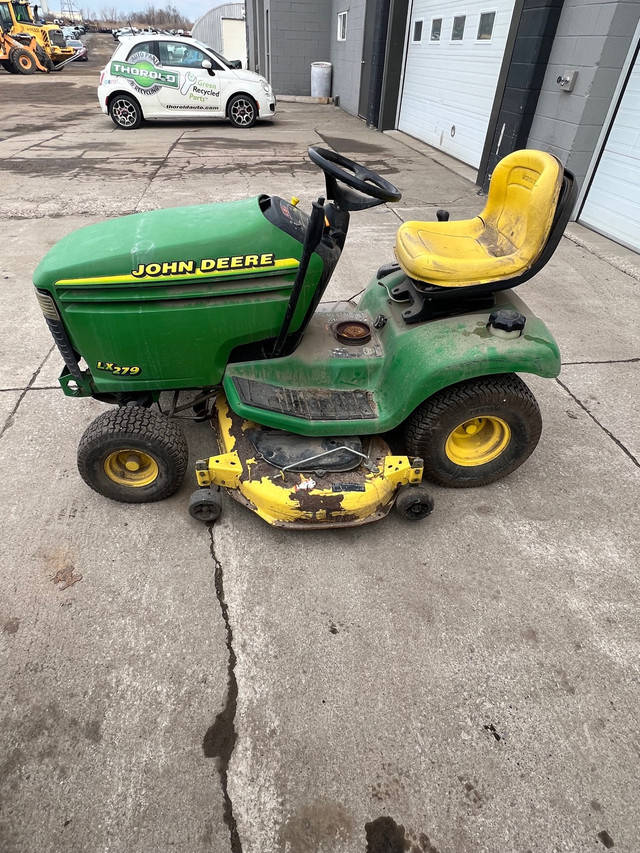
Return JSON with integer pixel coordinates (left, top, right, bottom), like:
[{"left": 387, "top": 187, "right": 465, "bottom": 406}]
[
  {"left": 50, "top": 30, "right": 66, "bottom": 48},
  {"left": 35, "top": 289, "right": 83, "bottom": 380},
  {"left": 35, "top": 290, "right": 60, "bottom": 321}
]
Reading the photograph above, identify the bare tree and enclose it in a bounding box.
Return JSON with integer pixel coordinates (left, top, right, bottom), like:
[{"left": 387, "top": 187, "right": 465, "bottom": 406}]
[{"left": 100, "top": 6, "right": 119, "bottom": 23}]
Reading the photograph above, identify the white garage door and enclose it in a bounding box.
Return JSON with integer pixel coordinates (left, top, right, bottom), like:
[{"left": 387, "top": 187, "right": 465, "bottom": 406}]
[
  {"left": 579, "top": 43, "right": 640, "bottom": 252},
  {"left": 398, "top": 0, "right": 515, "bottom": 167}
]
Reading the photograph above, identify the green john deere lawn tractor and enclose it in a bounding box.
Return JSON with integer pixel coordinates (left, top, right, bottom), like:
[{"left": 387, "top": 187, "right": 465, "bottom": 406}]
[{"left": 33, "top": 146, "right": 576, "bottom": 528}]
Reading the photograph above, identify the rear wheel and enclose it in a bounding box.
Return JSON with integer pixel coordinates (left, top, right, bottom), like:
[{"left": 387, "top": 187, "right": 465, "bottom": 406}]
[
  {"left": 227, "top": 94, "right": 257, "bottom": 128},
  {"left": 1, "top": 59, "right": 18, "bottom": 73},
  {"left": 404, "top": 374, "right": 542, "bottom": 487},
  {"left": 10, "top": 48, "right": 36, "bottom": 74},
  {"left": 109, "top": 93, "right": 143, "bottom": 129},
  {"left": 77, "top": 407, "right": 188, "bottom": 503},
  {"left": 35, "top": 45, "right": 54, "bottom": 71}
]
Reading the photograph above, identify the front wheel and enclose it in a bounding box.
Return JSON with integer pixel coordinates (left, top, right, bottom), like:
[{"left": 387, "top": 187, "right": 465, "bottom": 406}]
[
  {"left": 404, "top": 374, "right": 542, "bottom": 487},
  {"left": 109, "top": 93, "right": 143, "bottom": 129},
  {"left": 10, "top": 48, "right": 36, "bottom": 75},
  {"left": 77, "top": 407, "right": 189, "bottom": 503},
  {"left": 227, "top": 94, "right": 257, "bottom": 128}
]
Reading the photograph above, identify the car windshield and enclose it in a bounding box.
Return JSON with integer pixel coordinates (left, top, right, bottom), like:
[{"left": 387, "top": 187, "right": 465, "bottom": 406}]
[{"left": 196, "top": 40, "right": 235, "bottom": 69}]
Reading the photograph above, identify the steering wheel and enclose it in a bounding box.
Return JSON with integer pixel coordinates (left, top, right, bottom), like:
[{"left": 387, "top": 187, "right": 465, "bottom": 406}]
[{"left": 308, "top": 146, "right": 402, "bottom": 210}]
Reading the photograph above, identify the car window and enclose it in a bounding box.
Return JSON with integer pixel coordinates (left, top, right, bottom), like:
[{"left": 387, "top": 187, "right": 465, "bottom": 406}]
[
  {"left": 158, "top": 41, "right": 221, "bottom": 70},
  {"left": 126, "top": 41, "right": 155, "bottom": 60}
]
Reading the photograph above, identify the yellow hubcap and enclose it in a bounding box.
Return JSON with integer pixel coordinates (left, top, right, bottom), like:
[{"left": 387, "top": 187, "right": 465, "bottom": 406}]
[
  {"left": 445, "top": 416, "right": 511, "bottom": 467},
  {"left": 104, "top": 450, "right": 159, "bottom": 487}
]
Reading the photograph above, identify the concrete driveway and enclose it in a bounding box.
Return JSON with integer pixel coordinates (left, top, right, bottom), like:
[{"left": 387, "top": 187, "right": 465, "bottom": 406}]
[{"left": 1, "top": 35, "right": 639, "bottom": 853}]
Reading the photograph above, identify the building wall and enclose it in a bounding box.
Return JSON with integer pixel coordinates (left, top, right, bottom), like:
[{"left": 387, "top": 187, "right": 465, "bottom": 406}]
[
  {"left": 222, "top": 18, "right": 247, "bottom": 66},
  {"left": 264, "top": 0, "right": 332, "bottom": 95},
  {"left": 245, "top": 0, "right": 265, "bottom": 75},
  {"left": 192, "top": 3, "right": 245, "bottom": 54},
  {"left": 329, "top": 0, "right": 367, "bottom": 116},
  {"left": 527, "top": 0, "right": 640, "bottom": 186}
]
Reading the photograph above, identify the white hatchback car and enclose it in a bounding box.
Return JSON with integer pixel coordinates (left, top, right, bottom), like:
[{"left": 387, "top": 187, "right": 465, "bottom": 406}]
[{"left": 98, "top": 35, "right": 276, "bottom": 130}]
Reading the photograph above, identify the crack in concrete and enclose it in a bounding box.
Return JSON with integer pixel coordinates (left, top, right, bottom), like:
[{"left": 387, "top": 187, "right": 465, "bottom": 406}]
[
  {"left": 0, "top": 345, "right": 55, "bottom": 440},
  {"left": 0, "top": 385, "right": 59, "bottom": 392},
  {"left": 203, "top": 527, "right": 243, "bottom": 853},
  {"left": 134, "top": 132, "right": 185, "bottom": 211},
  {"left": 556, "top": 377, "right": 639, "bottom": 468},
  {"left": 562, "top": 357, "right": 640, "bottom": 365}
]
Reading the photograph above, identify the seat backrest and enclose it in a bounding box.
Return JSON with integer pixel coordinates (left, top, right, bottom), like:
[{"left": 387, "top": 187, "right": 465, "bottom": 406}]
[{"left": 479, "top": 149, "right": 563, "bottom": 264}]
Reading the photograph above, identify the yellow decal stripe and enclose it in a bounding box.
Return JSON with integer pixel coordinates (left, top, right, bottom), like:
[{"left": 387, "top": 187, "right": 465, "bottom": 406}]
[{"left": 55, "top": 258, "right": 300, "bottom": 287}]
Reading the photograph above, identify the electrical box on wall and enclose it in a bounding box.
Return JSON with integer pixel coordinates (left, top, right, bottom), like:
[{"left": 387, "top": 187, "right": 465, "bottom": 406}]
[{"left": 557, "top": 70, "right": 577, "bottom": 92}]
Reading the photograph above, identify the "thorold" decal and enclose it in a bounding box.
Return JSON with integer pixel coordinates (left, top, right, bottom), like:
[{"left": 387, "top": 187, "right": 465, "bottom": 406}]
[{"left": 131, "top": 254, "right": 276, "bottom": 277}]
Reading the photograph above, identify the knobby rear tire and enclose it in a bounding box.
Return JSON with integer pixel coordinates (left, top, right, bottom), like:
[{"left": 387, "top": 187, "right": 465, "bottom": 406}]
[{"left": 404, "top": 374, "right": 543, "bottom": 488}]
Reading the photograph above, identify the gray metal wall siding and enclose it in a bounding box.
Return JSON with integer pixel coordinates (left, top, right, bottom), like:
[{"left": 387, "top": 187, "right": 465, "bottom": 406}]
[
  {"left": 246, "top": 0, "right": 259, "bottom": 71},
  {"left": 527, "top": 0, "right": 640, "bottom": 186},
  {"left": 329, "top": 0, "right": 367, "bottom": 116},
  {"left": 268, "top": 0, "right": 332, "bottom": 95},
  {"left": 193, "top": 4, "right": 245, "bottom": 52}
]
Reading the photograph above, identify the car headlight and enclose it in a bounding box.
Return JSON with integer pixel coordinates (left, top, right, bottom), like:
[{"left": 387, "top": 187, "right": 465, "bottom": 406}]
[{"left": 261, "top": 80, "right": 272, "bottom": 95}]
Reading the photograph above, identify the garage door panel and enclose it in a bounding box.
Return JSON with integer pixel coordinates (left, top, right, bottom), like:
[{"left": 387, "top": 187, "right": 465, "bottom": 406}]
[
  {"left": 580, "top": 44, "right": 640, "bottom": 252},
  {"left": 398, "top": 0, "right": 516, "bottom": 167}
]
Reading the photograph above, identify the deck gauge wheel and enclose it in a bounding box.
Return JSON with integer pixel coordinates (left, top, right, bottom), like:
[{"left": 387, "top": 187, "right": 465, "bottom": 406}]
[
  {"left": 188, "top": 489, "right": 222, "bottom": 523},
  {"left": 395, "top": 486, "right": 435, "bottom": 521}
]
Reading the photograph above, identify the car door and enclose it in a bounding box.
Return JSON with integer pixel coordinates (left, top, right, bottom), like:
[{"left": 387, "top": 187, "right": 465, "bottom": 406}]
[
  {"left": 155, "top": 40, "right": 225, "bottom": 116},
  {"left": 118, "top": 40, "right": 165, "bottom": 118}
]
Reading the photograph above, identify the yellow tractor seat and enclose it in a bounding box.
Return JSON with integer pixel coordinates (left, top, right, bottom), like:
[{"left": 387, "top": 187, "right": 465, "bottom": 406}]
[{"left": 395, "top": 149, "right": 564, "bottom": 289}]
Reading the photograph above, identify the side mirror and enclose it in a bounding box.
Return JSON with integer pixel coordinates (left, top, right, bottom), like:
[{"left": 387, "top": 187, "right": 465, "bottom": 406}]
[{"left": 201, "top": 59, "right": 212, "bottom": 69}]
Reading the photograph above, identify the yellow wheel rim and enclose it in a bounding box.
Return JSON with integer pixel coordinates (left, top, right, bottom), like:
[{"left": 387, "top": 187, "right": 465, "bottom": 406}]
[
  {"left": 445, "top": 416, "right": 511, "bottom": 467},
  {"left": 104, "top": 450, "right": 159, "bottom": 487}
]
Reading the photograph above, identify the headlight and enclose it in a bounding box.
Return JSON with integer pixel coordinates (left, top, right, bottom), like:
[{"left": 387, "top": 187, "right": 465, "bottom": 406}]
[{"left": 261, "top": 80, "right": 271, "bottom": 95}]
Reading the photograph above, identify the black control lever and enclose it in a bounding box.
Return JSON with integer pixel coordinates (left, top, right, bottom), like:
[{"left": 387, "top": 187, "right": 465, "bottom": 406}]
[{"left": 271, "top": 199, "right": 326, "bottom": 358}]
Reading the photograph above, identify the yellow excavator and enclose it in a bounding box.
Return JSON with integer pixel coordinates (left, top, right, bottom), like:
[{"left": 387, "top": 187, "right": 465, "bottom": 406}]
[
  {"left": 0, "top": 25, "right": 50, "bottom": 72},
  {"left": 0, "top": 0, "right": 75, "bottom": 69}
]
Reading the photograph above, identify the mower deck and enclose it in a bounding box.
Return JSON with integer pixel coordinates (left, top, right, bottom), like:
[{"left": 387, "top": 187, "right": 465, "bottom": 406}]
[{"left": 195, "top": 396, "right": 424, "bottom": 528}]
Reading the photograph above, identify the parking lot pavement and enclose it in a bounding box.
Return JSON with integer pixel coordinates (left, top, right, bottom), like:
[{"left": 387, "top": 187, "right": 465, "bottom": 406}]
[{"left": 1, "top": 35, "right": 639, "bottom": 853}]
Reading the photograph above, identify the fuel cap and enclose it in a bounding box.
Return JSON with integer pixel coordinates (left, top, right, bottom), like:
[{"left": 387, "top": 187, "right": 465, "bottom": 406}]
[{"left": 488, "top": 309, "right": 526, "bottom": 339}]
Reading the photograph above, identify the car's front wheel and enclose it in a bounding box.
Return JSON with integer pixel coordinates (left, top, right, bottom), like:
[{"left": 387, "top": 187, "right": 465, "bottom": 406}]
[
  {"left": 227, "top": 94, "right": 258, "bottom": 128},
  {"left": 109, "top": 93, "right": 143, "bottom": 130}
]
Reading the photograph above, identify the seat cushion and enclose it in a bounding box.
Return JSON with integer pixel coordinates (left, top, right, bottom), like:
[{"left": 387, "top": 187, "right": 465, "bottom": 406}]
[{"left": 394, "top": 149, "right": 563, "bottom": 288}]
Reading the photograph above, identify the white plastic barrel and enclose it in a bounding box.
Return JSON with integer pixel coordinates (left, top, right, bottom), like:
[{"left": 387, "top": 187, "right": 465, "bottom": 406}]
[{"left": 311, "top": 62, "right": 332, "bottom": 98}]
